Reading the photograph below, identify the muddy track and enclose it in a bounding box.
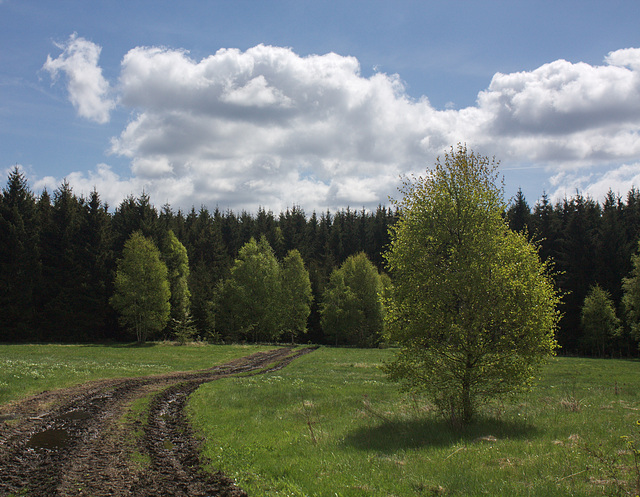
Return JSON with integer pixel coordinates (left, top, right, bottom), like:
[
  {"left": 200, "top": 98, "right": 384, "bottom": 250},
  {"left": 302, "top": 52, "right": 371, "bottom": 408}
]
[{"left": 0, "top": 347, "right": 316, "bottom": 496}]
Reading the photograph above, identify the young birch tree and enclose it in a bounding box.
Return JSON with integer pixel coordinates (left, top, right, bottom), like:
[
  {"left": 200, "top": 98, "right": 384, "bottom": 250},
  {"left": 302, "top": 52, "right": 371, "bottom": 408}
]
[
  {"left": 321, "top": 252, "right": 384, "bottom": 347},
  {"left": 383, "top": 144, "right": 560, "bottom": 427},
  {"left": 581, "top": 285, "right": 620, "bottom": 357},
  {"left": 216, "top": 236, "right": 282, "bottom": 342},
  {"left": 622, "top": 242, "right": 640, "bottom": 349},
  {"left": 281, "top": 249, "right": 313, "bottom": 343},
  {"left": 110, "top": 231, "right": 170, "bottom": 343}
]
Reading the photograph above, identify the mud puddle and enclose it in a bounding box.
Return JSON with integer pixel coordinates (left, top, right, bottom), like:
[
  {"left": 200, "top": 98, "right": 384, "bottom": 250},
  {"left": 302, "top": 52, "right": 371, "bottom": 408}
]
[
  {"left": 26, "top": 428, "right": 70, "bottom": 450},
  {"left": 26, "top": 409, "right": 92, "bottom": 450}
]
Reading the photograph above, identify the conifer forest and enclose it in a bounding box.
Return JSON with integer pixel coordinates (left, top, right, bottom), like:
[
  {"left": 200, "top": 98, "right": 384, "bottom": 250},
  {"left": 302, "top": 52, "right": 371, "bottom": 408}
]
[{"left": 2, "top": 166, "right": 640, "bottom": 357}]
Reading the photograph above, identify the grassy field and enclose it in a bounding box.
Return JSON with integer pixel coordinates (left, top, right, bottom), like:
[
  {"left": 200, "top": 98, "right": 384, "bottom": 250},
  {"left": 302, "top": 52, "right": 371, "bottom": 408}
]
[
  {"left": 0, "top": 342, "right": 271, "bottom": 405},
  {"left": 2, "top": 344, "right": 639, "bottom": 495},
  {"left": 188, "top": 348, "right": 640, "bottom": 496}
]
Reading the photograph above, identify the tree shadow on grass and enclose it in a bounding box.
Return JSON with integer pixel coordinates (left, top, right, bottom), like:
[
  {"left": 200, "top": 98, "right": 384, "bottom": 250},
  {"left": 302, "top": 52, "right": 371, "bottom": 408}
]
[{"left": 342, "top": 416, "right": 537, "bottom": 453}]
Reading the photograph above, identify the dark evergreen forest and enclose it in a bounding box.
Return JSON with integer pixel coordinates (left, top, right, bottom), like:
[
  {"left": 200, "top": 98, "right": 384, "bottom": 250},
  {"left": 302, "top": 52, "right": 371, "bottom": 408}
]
[{"left": 1, "top": 167, "right": 639, "bottom": 356}]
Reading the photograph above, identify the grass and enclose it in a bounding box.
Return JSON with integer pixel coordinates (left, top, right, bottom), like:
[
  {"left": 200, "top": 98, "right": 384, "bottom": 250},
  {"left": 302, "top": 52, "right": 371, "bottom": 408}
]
[
  {"left": 0, "top": 342, "right": 271, "bottom": 405},
  {"left": 2, "top": 343, "right": 639, "bottom": 495},
  {"left": 188, "top": 348, "right": 640, "bottom": 496}
]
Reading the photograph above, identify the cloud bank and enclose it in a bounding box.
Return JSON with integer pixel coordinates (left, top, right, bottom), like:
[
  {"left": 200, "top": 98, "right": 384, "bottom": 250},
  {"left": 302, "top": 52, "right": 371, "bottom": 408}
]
[{"left": 43, "top": 36, "right": 640, "bottom": 212}]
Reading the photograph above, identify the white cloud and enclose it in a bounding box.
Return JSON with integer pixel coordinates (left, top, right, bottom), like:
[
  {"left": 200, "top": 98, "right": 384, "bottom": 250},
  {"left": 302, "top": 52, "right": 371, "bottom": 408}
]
[
  {"left": 548, "top": 162, "right": 640, "bottom": 203},
  {"left": 43, "top": 33, "right": 115, "bottom": 124},
  {"left": 605, "top": 48, "right": 640, "bottom": 70},
  {"left": 105, "top": 43, "right": 441, "bottom": 211},
  {"left": 31, "top": 164, "right": 141, "bottom": 207},
  {"left": 464, "top": 56, "right": 640, "bottom": 166},
  {"left": 43, "top": 39, "right": 640, "bottom": 212}
]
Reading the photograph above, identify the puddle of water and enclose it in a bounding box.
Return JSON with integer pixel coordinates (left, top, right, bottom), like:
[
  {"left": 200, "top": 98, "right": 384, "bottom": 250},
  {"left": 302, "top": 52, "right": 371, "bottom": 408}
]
[
  {"left": 26, "top": 428, "right": 69, "bottom": 450},
  {"left": 58, "top": 410, "right": 91, "bottom": 421}
]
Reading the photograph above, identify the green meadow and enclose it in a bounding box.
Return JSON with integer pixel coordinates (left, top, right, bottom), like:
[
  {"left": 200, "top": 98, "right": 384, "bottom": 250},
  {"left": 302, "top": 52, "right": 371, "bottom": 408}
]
[
  {"left": 188, "top": 348, "right": 640, "bottom": 496},
  {"left": 0, "top": 342, "right": 270, "bottom": 405},
  {"left": 1, "top": 344, "right": 639, "bottom": 495}
]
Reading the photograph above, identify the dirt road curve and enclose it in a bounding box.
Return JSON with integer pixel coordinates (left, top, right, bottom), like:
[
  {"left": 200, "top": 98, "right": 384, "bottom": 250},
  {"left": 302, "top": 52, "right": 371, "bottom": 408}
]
[{"left": 0, "top": 347, "right": 315, "bottom": 497}]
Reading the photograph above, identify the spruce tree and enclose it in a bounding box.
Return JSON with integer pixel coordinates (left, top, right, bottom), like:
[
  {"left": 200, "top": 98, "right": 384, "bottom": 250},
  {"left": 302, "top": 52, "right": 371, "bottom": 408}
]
[{"left": 0, "top": 168, "right": 40, "bottom": 341}]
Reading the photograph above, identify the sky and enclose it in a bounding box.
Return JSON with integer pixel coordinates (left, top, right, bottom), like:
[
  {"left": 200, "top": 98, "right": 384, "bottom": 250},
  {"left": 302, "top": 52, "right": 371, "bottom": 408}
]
[{"left": 2, "top": 0, "right": 640, "bottom": 214}]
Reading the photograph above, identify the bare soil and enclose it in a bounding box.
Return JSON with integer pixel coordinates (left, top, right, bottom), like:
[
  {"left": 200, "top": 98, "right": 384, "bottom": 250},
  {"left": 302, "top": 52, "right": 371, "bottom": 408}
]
[{"left": 0, "top": 346, "right": 316, "bottom": 496}]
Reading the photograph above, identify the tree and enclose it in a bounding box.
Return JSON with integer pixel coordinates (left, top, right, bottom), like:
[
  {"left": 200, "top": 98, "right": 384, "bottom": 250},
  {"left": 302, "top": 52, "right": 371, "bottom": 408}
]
[
  {"left": 622, "top": 241, "right": 640, "bottom": 349},
  {"left": 320, "top": 252, "right": 384, "bottom": 347},
  {"left": 82, "top": 189, "right": 114, "bottom": 339},
  {"left": 111, "top": 192, "right": 159, "bottom": 253},
  {"left": 281, "top": 249, "right": 313, "bottom": 343},
  {"left": 185, "top": 207, "right": 229, "bottom": 337},
  {"left": 110, "top": 231, "right": 170, "bottom": 342},
  {"left": 581, "top": 285, "right": 620, "bottom": 357},
  {"left": 161, "top": 230, "right": 192, "bottom": 336},
  {"left": 554, "top": 194, "right": 600, "bottom": 350},
  {"left": 0, "top": 167, "right": 40, "bottom": 341},
  {"left": 38, "top": 180, "right": 89, "bottom": 341},
  {"left": 596, "top": 190, "right": 628, "bottom": 305},
  {"left": 507, "top": 187, "right": 531, "bottom": 234},
  {"left": 383, "top": 144, "right": 560, "bottom": 426},
  {"left": 215, "top": 236, "right": 282, "bottom": 342}
]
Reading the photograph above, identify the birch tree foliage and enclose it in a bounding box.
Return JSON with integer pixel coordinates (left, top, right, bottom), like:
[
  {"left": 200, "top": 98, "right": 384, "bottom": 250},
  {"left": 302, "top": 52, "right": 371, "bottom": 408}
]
[
  {"left": 110, "top": 231, "right": 170, "bottom": 343},
  {"left": 622, "top": 242, "right": 640, "bottom": 346},
  {"left": 383, "top": 144, "right": 560, "bottom": 426},
  {"left": 216, "top": 236, "right": 282, "bottom": 342},
  {"left": 321, "top": 252, "right": 384, "bottom": 347},
  {"left": 281, "top": 249, "right": 313, "bottom": 343},
  {"left": 581, "top": 285, "right": 621, "bottom": 357}
]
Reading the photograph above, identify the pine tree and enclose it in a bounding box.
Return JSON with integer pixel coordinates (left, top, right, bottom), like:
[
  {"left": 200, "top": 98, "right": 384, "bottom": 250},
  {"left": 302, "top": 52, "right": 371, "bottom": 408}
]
[
  {"left": 38, "top": 181, "right": 90, "bottom": 341},
  {"left": 0, "top": 167, "right": 40, "bottom": 341},
  {"left": 507, "top": 187, "right": 531, "bottom": 234},
  {"left": 185, "top": 207, "right": 230, "bottom": 337}
]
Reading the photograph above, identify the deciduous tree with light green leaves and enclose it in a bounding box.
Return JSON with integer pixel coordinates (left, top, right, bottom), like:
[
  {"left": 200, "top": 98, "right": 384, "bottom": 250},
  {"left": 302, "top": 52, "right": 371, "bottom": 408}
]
[
  {"left": 383, "top": 144, "right": 560, "bottom": 427},
  {"left": 161, "top": 230, "right": 192, "bottom": 339},
  {"left": 320, "top": 252, "right": 384, "bottom": 347},
  {"left": 581, "top": 285, "right": 620, "bottom": 357},
  {"left": 215, "top": 236, "right": 283, "bottom": 342},
  {"left": 110, "top": 231, "right": 170, "bottom": 343},
  {"left": 281, "top": 249, "right": 313, "bottom": 343},
  {"left": 622, "top": 242, "right": 640, "bottom": 349}
]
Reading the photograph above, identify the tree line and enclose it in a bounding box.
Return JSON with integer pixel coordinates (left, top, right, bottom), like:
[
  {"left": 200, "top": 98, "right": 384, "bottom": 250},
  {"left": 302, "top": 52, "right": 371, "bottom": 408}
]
[
  {"left": 2, "top": 165, "right": 640, "bottom": 355},
  {"left": 0, "top": 167, "right": 393, "bottom": 345},
  {"left": 507, "top": 187, "right": 640, "bottom": 356}
]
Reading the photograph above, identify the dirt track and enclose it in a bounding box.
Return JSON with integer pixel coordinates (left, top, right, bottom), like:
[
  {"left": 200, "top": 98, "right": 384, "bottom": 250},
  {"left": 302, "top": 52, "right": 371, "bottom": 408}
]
[{"left": 0, "top": 347, "right": 315, "bottom": 496}]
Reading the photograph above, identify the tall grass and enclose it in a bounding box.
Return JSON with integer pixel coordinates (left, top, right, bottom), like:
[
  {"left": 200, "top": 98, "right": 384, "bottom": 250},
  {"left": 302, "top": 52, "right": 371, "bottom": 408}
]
[
  {"left": 188, "top": 348, "right": 640, "bottom": 496},
  {"left": 0, "top": 343, "right": 270, "bottom": 405}
]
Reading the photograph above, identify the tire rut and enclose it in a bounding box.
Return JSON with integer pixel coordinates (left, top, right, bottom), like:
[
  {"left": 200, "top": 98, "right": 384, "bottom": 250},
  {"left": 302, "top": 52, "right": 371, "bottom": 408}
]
[{"left": 0, "top": 346, "right": 316, "bottom": 497}]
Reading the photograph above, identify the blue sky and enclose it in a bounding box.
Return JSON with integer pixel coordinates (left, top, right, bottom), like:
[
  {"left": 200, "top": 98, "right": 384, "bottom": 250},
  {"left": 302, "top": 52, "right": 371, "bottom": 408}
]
[{"left": 2, "top": 0, "right": 640, "bottom": 213}]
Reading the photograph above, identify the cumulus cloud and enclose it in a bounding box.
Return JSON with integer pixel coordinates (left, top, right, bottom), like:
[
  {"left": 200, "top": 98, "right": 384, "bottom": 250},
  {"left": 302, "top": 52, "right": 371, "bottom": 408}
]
[
  {"left": 104, "top": 43, "right": 443, "bottom": 211},
  {"left": 44, "top": 39, "right": 640, "bottom": 212},
  {"left": 547, "top": 162, "right": 640, "bottom": 203},
  {"left": 465, "top": 49, "right": 640, "bottom": 166},
  {"left": 43, "top": 33, "right": 115, "bottom": 124}
]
